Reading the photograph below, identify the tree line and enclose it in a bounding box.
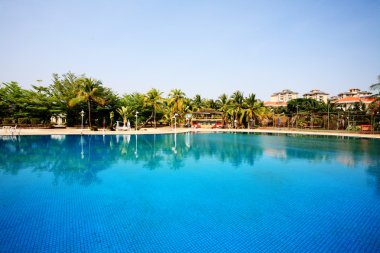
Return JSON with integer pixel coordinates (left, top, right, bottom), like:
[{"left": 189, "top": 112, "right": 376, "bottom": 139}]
[{"left": 1, "top": 72, "right": 379, "bottom": 129}]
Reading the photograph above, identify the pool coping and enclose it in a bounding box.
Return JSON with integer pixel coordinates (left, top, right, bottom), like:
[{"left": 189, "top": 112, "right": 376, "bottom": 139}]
[{"left": 1, "top": 127, "right": 380, "bottom": 139}]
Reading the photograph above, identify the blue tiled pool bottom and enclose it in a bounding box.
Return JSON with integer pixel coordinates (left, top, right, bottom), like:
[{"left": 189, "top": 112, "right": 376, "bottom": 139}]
[{"left": 0, "top": 134, "right": 380, "bottom": 252}]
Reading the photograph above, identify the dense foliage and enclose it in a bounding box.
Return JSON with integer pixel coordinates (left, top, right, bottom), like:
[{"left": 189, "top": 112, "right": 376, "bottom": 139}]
[{"left": 1, "top": 72, "right": 379, "bottom": 129}]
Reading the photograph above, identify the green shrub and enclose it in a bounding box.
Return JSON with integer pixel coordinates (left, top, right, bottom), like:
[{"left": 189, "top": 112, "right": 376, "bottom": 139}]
[
  {"left": 346, "top": 125, "right": 361, "bottom": 131},
  {"left": 298, "top": 119, "right": 307, "bottom": 128},
  {"left": 3, "top": 118, "right": 13, "bottom": 125},
  {"left": 18, "top": 118, "right": 29, "bottom": 125},
  {"left": 30, "top": 118, "right": 41, "bottom": 125},
  {"left": 311, "top": 118, "right": 323, "bottom": 127}
]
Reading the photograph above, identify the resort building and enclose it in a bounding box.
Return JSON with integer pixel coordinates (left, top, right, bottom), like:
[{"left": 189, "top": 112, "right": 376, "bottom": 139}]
[
  {"left": 303, "top": 89, "right": 329, "bottom": 103},
  {"left": 335, "top": 88, "right": 372, "bottom": 99},
  {"left": 270, "top": 89, "right": 298, "bottom": 102},
  {"left": 264, "top": 89, "right": 298, "bottom": 108},
  {"left": 50, "top": 113, "right": 67, "bottom": 126},
  {"left": 191, "top": 109, "right": 223, "bottom": 128},
  {"left": 330, "top": 88, "right": 376, "bottom": 110}
]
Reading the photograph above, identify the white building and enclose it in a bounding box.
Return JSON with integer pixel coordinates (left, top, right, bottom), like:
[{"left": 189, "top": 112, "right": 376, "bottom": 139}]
[
  {"left": 303, "top": 89, "right": 329, "bottom": 103},
  {"left": 270, "top": 89, "right": 298, "bottom": 102}
]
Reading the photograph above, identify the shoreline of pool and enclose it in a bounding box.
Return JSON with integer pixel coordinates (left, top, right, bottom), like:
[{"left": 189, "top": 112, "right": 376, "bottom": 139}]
[{"left": 1, "top": 127, "right": 380, "bottom": 139}]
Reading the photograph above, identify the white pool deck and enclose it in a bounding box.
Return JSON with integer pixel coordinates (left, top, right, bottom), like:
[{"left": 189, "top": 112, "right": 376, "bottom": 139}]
[{"left": 1, "top": 127, "right": 379, "bottom": 139}]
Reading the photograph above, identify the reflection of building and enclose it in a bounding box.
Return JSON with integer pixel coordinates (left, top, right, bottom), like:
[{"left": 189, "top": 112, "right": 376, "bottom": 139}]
[
  {"left": 191, "top": 109, "right": 223, "bottom": 128},
  {"left": 303, "top": 89, "right": 329, "bottom": 103},
  {"left": 330, "top": 88, "right": 375, "bottom": 110},
  {"left": 264, "top": 89, "right": 298, "bottom": 108}
]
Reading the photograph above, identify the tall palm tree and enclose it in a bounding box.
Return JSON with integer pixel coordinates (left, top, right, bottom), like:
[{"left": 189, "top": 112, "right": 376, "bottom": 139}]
[
  {"left": 145, "top": 88, "right": 163, "bottom": 128},
  {"left": 230, "top": 90, "right": 244, "bottom": 127},
  {"left": 241, "top": 93, "right": 265, "bottom": 128},
  {"left": 69, "top": 77, "right": 106, "bottom": 127},
  {"left": 168, "top": 89, "right": 186, "bottom": 115},
  {"left": 216, "top": 93, "right": 230, "bottom": 126},
  {"left": 161, "top": 99, "right": 173, "bottom": 125}
]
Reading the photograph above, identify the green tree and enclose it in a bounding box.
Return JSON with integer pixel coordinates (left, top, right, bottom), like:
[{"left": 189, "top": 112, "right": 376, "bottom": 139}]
[
  {"left": 191, "top": 94, "right": 202, "bottom": 111},
  {"left": 145, "top": 88, "right": 163, "bottom": 128},
  {"left": 230, "top": 91, "right": 244, "bottom": 127},
  {"left": 241, "top": 93, "right": 265, "bottom": 128},
  {"left": 216, "top": 93, "right": 230, "bottom": 126},
  {"left": 116, "top": 106, "right": 133, "bottom": 127},
  {"left": 202, "top": 98, "right": 217, "bottom": 109},
  {"left": 121, "top": 92, "right": 148, "bottom": 127},
  {"left": 161, "top": 99, "right": 173, "bottom": 125},
  {"left": 69, "top": 77, "right": 106, "bottom": 127},
  {"left": 109, "top": 111, "right": 115, "bottom": 129},
  {"left": 0, "top": 81, "right": 29, "bottom": 119},
  {"left": 168, "top": 89, "right": 186, "bottom": 115},
  {"left": 25, "top": 85, "right": 56, "bottom": 123},
  {"left": 49, "top": 72, "right": 82, "bottom": 126},
  {"left": 287, "top": 98, "right": 326, "bottom": 114},
  {"left": 121, "top": 92, "right": 145, "bottom": 112}
]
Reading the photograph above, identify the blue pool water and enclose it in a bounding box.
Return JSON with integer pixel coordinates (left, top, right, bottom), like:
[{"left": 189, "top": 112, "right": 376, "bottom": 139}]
[{"left": 0, "top": 133, "right": 379, "bottom": 252}]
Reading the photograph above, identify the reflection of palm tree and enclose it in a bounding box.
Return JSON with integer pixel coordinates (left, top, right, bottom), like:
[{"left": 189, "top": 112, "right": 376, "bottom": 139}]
[
  {"left": 80, "top": 135, "right": 84, "bottom": 159},
  {"left": 172, "top": 133, "right": 177, "bottom": 154},
  {"left": 134, "top": 134, "right": 138, "bottom": 158},
  {"left": 69, "top": 78, "right": 106, "bottom": 127},
  {"left": 0, "top": 135, "right": 121, "bottom": 185},
  {"left": 143, "top": 135, "right": 163, "bottom": 170},
  {"left": 119, "top": 135, "right": 131, "bottom": 155}
]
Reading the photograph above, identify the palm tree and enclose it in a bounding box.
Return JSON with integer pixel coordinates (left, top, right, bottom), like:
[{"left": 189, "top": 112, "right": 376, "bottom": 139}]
[
  {"left": 241, "top": 93, "right": 265, "bottom": 128},
  {"left": 230, "top": 91, "right": 244, "bottom": 127},
  {"left": 109, "top": 111, "right": 114, "bottom": 129},
  {"left": 168, "top": 89, "right": 186, "bottom": 115},
  {"left": 69, "top": 77, "right": 106, "bottom": 127},
  {"left": 161, "top": 99, "right": 173, "bottom": 125},
  {"left": 145, "top": 88, "right": 163, "bottom": 128},
  {"left": 116, "top": 106, "right": 133, "bottom": 128},
  {"left": 216, "top": 93, "right": 230, "bottom": 126}
]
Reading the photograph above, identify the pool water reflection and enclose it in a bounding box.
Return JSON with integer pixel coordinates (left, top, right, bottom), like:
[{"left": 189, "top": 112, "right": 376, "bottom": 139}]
[{"left": 0, "top": 133, "right": 379, "bottom": 252}]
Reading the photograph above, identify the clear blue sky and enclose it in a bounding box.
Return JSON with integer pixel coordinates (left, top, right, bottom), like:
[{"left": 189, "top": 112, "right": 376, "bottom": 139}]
[{"left": 1, "top": 0, "right": 379, "bottom": 100}]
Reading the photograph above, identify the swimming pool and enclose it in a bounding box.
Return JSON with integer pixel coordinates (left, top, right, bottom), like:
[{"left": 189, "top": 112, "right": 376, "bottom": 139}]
[{"left": 0, "top": 133, "right": 379, "bottom": 252}]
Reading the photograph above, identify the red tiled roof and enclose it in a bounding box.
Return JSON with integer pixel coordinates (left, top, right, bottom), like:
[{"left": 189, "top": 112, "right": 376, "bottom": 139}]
[
  {"left": 334, "top": 97, "right": 376, "bottom": 104},
  {"left": 361, "top": 97, "right": 377, "bottom": 103}
]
